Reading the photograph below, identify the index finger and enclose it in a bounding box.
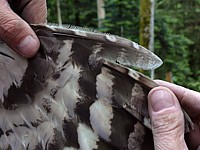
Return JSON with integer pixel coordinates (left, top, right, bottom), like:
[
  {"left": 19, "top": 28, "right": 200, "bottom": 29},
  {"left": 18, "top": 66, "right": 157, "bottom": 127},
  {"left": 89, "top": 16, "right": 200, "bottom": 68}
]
[{"left": 155, "top": 80, "right": 200, "bottom": 119}]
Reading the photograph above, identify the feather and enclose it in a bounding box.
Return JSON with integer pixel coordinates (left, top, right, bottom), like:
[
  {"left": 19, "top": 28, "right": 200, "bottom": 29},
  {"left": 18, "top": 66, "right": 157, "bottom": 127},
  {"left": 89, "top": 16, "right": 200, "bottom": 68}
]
[
  {"left": 0, "top": 25, "right": 190, "bottom": 150},
  {"left": 32, "top": 24, "right": 163, "bottom": 70}
]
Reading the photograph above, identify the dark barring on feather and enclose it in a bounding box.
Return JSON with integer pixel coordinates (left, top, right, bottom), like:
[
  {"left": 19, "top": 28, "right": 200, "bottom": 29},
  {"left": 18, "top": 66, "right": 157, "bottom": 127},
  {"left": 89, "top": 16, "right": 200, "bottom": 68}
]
[{"left": 0, "top": 24, "right": 194, "bottom": 150}]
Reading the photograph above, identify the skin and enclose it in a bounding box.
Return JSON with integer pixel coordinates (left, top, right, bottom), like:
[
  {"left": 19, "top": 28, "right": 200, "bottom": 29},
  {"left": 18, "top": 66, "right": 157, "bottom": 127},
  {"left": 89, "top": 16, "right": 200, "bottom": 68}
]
[
  {"left": 148, "top": 80, "right": 200, "bottom": 150},
  {"left": 1, "top": 1, "right": 199, "bottom": 149},
  {"left": 0, "top": 0, "right": 47, "bottom": 57}
]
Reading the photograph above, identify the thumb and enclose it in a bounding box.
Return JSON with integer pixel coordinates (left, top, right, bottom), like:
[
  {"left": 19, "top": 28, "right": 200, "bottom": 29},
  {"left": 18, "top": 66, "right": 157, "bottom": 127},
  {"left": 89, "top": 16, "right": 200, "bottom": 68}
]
[
  {"left": 148, "top": 87, "right": 188, "bottom": 150},
  {"left": 0, "top": 1, "right": 39, "bottom": 57}
]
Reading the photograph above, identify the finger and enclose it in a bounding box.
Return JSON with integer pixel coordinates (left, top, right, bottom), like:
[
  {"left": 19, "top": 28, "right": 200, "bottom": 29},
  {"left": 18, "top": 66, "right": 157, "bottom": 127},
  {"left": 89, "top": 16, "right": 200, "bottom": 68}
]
[
  {"left": 9, "top": 0, "right": 47, "bottom": 24},
  {"left": 148, "top": 87, "right": 187, "bottom": 150},
  {"left": 155, "top": 80, "right": 200, "bottom": 119},
  {"left": 0, "top": 0, "right": 39, "bottom": 57}
]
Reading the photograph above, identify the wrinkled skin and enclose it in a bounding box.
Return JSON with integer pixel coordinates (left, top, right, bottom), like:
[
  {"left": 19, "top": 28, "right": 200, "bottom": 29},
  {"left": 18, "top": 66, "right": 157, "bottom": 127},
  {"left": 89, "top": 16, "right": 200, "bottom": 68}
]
[
  {"left": 148, "top": 80, "right": 200, "bottom": 150},
  {"left": 0, "top": 0, "right": 200, "bottom": 149},
  {"left": 0, "top": 0, "right": 47, "bottom": 57}
]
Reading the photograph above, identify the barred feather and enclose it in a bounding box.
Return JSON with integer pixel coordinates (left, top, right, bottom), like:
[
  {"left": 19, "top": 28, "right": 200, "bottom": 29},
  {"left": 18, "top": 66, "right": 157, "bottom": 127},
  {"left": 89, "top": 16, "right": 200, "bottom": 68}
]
[{"left": 0, "top": 25, "right": 163, "bottom": 150}]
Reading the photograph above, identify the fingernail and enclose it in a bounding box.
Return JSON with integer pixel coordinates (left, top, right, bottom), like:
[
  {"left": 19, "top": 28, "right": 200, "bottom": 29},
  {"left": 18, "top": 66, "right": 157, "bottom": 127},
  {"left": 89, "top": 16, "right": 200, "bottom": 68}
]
[
  {"left": 149, "top": 90, "right": 174, "bottom": 112},
  {"left": 17, "top": 35, "right": 38, "bottom": 57}
]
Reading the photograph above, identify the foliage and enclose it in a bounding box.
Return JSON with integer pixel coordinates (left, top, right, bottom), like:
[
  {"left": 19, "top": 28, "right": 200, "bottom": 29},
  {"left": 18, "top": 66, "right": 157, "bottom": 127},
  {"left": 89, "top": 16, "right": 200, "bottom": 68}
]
[
  {"left": 47, "top": 0, "right": 97, "bottom": 27},
  {"left": 47, "top": 0, "right": 200, "bottom": 91},
  {"left": 47, "top": 0, "right": 57, "bottom": 23},
  {"left": 103, "top": 0, "right": 140, "bottom": 42},
  {"left": 154, "top": 0, "right": 200, "bottom": 90}
]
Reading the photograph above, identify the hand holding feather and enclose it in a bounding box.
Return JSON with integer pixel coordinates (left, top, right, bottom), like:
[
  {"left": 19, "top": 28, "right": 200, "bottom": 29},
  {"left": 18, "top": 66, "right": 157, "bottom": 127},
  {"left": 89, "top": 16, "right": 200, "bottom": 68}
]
[
  {"left": 149, "top": 80, "right": 200, "bottom": 150},
  {"left": 0, "top": 25, "right": 194, "bottom": 149}
]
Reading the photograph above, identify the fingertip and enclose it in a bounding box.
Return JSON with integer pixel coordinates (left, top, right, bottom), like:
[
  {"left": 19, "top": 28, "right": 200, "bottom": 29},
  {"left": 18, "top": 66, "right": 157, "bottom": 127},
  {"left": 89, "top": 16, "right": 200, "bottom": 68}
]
[
  {"left": 16, "top": 34, "right": 40, "bottom": 58},
  {"left": 148, "top": 86, "right": 185, "bottom": 132},
  {"left": 148, "top": 87, "right": 174, "bottom": 112},
  {"left": 148, "top": 87, "right": 186, "bottom": 149},
  {"left": 4, "top": 24, "right": 40, "bottom": 58},
  {"left": 148, "top": 86, "right": 184, "bottom": 129}
]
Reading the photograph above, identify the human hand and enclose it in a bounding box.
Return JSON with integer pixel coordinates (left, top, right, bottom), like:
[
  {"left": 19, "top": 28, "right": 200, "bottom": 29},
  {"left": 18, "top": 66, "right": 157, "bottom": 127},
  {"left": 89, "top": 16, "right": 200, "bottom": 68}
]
[
  {"left": 148, "top": 80, "right": 200, "bottom": 150},
  {"left": 0, "top": 0, "right": 47, "bottom": 57}
]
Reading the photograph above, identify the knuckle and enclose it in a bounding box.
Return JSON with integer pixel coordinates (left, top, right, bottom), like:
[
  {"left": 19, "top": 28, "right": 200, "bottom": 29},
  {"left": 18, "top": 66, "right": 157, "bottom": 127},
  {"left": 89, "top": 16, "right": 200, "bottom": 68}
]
[
  {"left": 152, "top": 111, "right": 183, "bottom": 133},
  {"left": 0, "top": 18, "right": 23, "bottom": 39}
]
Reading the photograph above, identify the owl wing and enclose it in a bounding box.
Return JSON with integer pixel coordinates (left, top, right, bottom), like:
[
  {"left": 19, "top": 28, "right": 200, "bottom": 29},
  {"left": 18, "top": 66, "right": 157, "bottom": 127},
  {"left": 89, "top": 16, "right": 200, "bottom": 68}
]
[
  {"left": 32, "top": 24, "right": 163, "bottom": 70},
  {"left": 0, "top": 25, "right": 191, "bottom": 150}
]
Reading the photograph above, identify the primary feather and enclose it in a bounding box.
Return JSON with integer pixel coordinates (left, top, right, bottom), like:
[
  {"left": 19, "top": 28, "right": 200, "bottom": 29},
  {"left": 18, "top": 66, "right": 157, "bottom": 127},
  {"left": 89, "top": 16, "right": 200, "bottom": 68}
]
[{"left": 0, "top": 25, "right": 162, "bottom": 150}]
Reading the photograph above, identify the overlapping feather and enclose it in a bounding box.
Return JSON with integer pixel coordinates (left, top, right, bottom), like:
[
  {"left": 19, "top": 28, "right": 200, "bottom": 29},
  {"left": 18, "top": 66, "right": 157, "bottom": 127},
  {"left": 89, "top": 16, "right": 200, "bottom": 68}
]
[{"left": 0, "top": 25, "right": 163, "bottom": 150}]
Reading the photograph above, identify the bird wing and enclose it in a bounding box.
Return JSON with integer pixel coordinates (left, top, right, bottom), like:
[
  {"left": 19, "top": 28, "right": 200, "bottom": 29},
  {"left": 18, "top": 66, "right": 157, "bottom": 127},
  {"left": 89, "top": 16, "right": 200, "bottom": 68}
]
[
  {"left": 32, "top": 24, "right": 163, "bottom": 70},
  {"left": 0, "top": 25, "right": 161, "bottom": 150}
]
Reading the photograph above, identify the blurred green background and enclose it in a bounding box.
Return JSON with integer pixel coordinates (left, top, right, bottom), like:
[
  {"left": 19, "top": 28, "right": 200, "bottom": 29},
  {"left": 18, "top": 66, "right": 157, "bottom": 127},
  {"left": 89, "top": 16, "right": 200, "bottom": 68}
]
[{"left": 47, "top": 0, "right": 200, "bottom": 91}]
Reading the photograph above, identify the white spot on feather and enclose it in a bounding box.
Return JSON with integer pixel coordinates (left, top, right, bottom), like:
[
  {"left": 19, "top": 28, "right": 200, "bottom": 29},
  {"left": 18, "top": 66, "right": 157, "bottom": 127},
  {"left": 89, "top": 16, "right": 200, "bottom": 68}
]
[
  {"left": 132, "top": 42, "right": 139, "bottom": 49},
  {"left": 96, "top": 67, "right": 115, "bottom": 102},
  {"left": 77, "top": 123, "right": 99, "bottom": 150},
  {"left": 73, "top": 30, "right": 87, "bottom": 36},
  {"left": 54, "top": 63, "right": 81, "bottom": 118},
  {"left": 105, "top": 35, "right": 117, "bottom": 42},
  {"left": 89, "top": 43, "right": 103, "bottom": 67},
  {"left": 0, "top": 108, "right": 40, "bottom": 149},
  {"left": 0, "top": 43, "right": 28, "bottom": 101},
  {"left": 89, "top": 99, "right": 113, "bottom": 142},
  {"left": 116, "top": 48, "right": 127, "bottom": 63},
  {"left": 128, "top": 69, "right": 140, "bottom": 80},
  {"left": 128, "top": 122, "right": 145, "bottom": 150}
]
